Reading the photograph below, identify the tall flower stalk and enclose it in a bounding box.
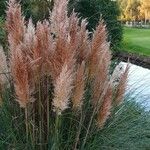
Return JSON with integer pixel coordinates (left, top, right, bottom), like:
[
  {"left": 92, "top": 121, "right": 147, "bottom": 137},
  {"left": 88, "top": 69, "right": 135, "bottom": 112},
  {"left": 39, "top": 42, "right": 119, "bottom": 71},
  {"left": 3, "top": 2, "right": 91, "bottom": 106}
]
[{"left": 0, "top": 0, "right": 130, "bottom": 149}]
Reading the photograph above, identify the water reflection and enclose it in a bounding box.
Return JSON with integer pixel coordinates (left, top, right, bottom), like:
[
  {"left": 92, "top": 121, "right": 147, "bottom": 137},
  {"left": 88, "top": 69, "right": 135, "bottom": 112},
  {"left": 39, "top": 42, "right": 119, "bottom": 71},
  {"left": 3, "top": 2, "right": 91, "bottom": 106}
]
[{"left": 121, "top": 62, "right": 150, "bottom": 111}]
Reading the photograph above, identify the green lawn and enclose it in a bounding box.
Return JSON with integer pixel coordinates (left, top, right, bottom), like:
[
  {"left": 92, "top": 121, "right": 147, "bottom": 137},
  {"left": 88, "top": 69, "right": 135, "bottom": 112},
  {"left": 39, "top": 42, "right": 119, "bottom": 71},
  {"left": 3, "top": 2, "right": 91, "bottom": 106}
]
[{"left": 120, "top": 27, "right": 150, "bottom": 56}]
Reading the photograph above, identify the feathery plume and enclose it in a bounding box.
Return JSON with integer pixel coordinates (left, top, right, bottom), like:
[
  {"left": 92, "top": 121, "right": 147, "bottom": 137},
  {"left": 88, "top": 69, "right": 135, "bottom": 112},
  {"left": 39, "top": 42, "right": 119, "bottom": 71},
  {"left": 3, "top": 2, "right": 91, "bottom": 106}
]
[
  {"left": 97, "top": 84, "right": 112, "bottom": 128},
  {"left": 24, "top": 19, "right": 35, "bottom": 53},
  {"left": 50, "top": 0, "right": 89, "bottom": 79},
  {"left": 23, "top": 19, "right": 39, "bottom": 70},
  {"left": 68, "top": 12, "right": 80, "bottom": 46},
  {"left": 11, "top": 45, "right": 33, "bottom": 107},
  {"left": 72, "top": 61, "right": 85, "bottom": 110},
  {"left": 50, "top": 0, "right": 69, "bottom": 35},
  {"left": 88, "top": 22, "right": 109, "bottom": 78},
  {"left": 5, "top": 0, "right": 129, "bottom": 137},
  {"left": 6, "top": 0, "right": 25, "bottom": 48},
  {"left": 68, "top": 12, "right": 90, "bottom": 63},
  {"left": 48, "top": 41, "right": 76, "bottom": 80},
  {"left": 49, "top": 0, "right": 75, "bottom": 79},
  {"left": 52, "top": 63, "right": 74, "bottom": 115},
  {"left": 92, "top": 44, "right": 111, "bottom": 105},
  {"left": 77, "top": 19, "right": 90, "bottom": 63},
  {"left": 114, "top": 64, "right": 130, "bottom": 105},
  {"left": 33, "top": 21, "right": 53, "bottom": 75},
  {"left": 88, "top": 22, "right": 111, "bottom": 105}
]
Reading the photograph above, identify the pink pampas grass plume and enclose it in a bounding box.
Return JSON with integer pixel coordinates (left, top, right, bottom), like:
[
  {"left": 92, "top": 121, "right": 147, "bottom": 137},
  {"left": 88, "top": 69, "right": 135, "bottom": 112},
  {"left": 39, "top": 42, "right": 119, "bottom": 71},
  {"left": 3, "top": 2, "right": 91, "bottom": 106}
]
[
  {"left": 32, "top": 20, "right": 53, "bottom": 76},
  {"left": 6, "top": 0, "right": 25, "bottom": 48},
  {"left": 72, "top": 61, "right": 85, "bottom": 110},
  {"left": 50, "top": 0, "right": 69, "bottom": 36},
  {"left": 97, "top": 84, "right": 112, "bottom": 128},
  {"left": 52, "top": 63, "right": 74, "bottom": 115},
  {"left": 68, "top": 12, "right": 90, "bottom": 63},
  {"left": 88, "top": 22, "right": 109, "bottom": 78},
  {"left": 92, "top": 45, "right": 111, "bottom": 106},
  {"left": 11, "top": 45, "right": 33, "bottom": 107}
]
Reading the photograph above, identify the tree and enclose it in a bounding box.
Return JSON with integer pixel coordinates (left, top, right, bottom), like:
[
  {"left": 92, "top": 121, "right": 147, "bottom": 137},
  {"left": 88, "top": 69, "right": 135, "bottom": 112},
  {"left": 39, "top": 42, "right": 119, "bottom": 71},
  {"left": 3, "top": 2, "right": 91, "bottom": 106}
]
[
  {"left": 139, "top": 0, "right": 150, "bottom": 23},
  {"left": 69, "top": 0, "right": 123, "bottom": 48},
  {"left": 117, "top": 0, "right": 141, "bottom": 22},
  {"left": 117, "top": 0, "right": 141, "bottom": 21},
  {"left": 117, "top": 0, "right": 128, "bottom": 21},
  {"left": 125, "top": 0, "right": 141, "bottom": 21}
]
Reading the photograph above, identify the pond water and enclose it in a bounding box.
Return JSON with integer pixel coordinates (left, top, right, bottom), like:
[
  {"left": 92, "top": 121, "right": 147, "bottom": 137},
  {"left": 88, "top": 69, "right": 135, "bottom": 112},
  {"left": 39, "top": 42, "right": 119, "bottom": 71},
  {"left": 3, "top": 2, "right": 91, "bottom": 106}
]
[{"left": 121, "top": 62, "right": 150, "bottom": 111}]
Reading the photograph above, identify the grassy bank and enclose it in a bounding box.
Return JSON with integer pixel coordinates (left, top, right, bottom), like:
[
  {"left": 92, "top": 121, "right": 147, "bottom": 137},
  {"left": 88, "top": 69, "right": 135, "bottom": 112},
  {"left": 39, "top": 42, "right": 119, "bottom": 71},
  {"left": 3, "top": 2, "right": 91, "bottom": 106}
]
[
  {"left": 90, "top": 100, "right": 150, "bottom": 150},
  {"left": 119, "top": 27, "right": 150, "bottom": 56},
  {"left": 1, "top": 92, "right": 150, "bottom": 149}
]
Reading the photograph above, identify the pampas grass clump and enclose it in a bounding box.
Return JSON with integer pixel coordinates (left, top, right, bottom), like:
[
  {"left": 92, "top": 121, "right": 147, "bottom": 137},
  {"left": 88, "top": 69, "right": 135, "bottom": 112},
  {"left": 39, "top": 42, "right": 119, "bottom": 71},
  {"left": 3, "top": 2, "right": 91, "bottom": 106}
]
[{"left": 0, "top": 0, "right": 129, "bottom": 149}]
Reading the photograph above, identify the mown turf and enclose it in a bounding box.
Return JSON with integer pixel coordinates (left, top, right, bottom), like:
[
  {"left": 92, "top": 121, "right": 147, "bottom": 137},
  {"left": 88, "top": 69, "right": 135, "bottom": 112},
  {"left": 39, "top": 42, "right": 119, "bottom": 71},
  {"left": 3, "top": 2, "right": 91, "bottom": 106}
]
[{"left": 119, "top": 27, "right": 150, "bottom": 56}]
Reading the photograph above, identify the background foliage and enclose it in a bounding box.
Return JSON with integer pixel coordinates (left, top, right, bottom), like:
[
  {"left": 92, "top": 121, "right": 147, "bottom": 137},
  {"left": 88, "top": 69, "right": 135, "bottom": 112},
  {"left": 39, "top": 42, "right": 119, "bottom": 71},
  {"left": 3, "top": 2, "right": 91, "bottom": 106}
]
[
  {"left": 117, "top": 0, "right": 150, "bottom": 23},
  {"left": 0, "top": 0, "right": 6, "bottom": 18},
  {"left": 69, "top": 0, "right": 123, "bottom": 48},
  {"left": 0, "top": 0, "right": 123, "bottom": 48}
]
